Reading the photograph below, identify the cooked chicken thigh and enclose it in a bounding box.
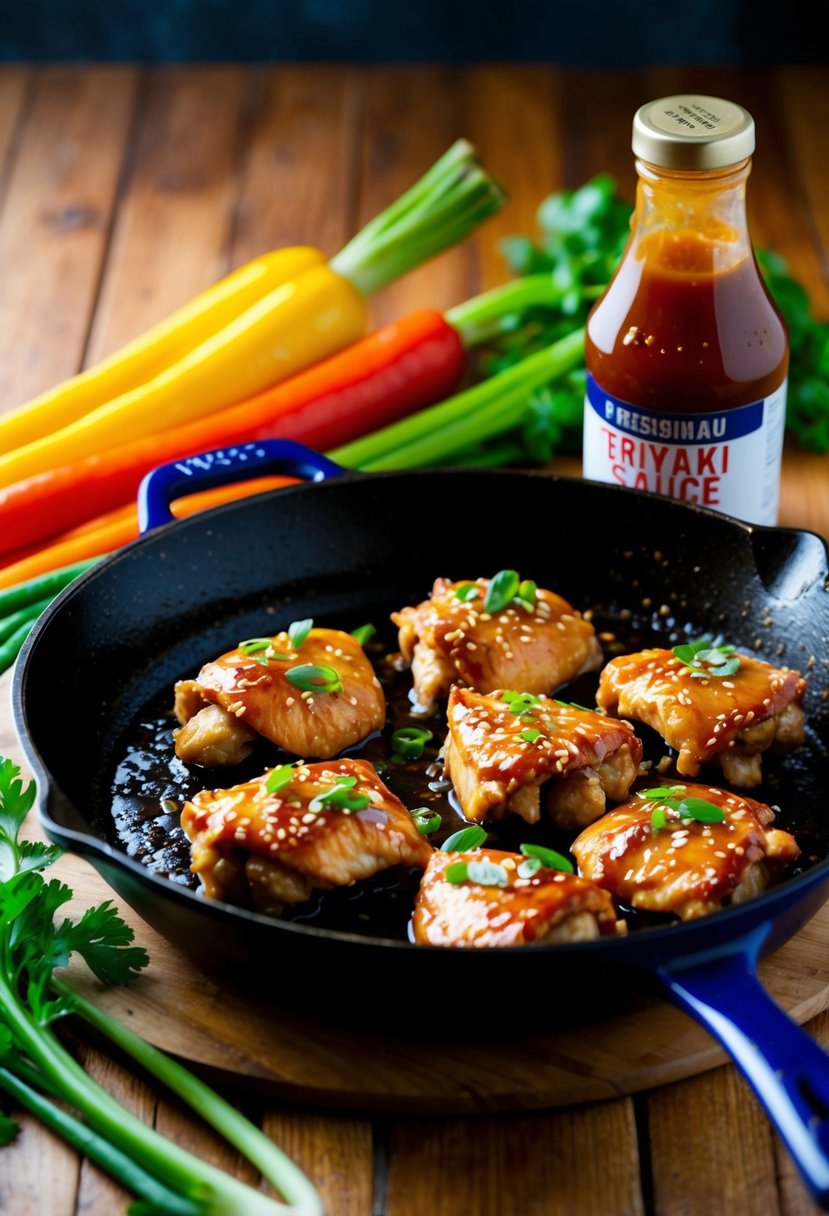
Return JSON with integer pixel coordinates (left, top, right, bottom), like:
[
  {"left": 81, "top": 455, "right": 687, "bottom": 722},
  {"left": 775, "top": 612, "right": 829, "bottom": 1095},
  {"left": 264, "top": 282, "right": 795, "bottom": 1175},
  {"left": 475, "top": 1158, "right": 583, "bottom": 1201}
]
[
  {"left": 572, "top": 782, "right": 800, "bottom": 920},
  {"left": 413, "top": 848, "right": 621, "bottom": 947},
  {"left": 181, "top": 757, "right": 433, "bottom": 913},
  {"left": 444, "top": 686, "right": 642, "bottom": 829},
  {"left": 597, "top": 646, "right": 805, "bottom": 787},
  {"left": 174, "top": 627, "right": 385, "bottom": 766},
  {"left": 392, "top": 576, "right": 601, "bottom": 712}
]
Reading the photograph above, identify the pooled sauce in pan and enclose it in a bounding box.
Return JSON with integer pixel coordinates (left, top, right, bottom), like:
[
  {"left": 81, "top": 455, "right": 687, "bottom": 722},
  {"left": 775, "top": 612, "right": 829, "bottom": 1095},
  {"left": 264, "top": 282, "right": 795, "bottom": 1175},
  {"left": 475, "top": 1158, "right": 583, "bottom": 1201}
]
[{"left": 108, "top": 606, "right": 829, "bottom": 942}]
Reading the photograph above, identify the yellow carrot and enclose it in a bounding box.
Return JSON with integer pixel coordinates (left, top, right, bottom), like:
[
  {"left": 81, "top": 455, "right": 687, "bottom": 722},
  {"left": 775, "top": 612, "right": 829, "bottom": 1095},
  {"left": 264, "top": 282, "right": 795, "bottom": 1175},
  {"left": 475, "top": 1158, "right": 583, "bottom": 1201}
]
[{"left": 0, "top": 246, "right": 324, "bottom": 451}]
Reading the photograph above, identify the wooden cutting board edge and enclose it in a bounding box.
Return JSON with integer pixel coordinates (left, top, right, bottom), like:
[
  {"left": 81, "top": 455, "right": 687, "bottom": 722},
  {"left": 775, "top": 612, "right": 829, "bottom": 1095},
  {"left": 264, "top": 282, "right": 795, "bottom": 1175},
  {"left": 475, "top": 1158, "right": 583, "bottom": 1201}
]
[{"left": 5, "top": 669, "right": 829, "bottom": 1115}]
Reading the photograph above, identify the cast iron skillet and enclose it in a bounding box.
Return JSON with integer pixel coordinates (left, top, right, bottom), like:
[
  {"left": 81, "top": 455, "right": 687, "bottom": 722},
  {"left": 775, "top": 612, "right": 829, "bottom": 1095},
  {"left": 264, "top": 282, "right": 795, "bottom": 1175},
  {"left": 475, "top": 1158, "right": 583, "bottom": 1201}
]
[{"left": 13, "top": 440, "right": 829, "bottom": 1203}]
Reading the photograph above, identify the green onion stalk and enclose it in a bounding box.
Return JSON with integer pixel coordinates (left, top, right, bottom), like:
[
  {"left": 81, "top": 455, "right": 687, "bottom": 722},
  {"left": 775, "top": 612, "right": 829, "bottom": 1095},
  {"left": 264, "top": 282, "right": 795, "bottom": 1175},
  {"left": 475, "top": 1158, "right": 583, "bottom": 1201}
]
[
  {"left": 330, "top": 327, "right": 585, "bottom": 471},
  {"left": 330, "top": 138, "right": 506, "bottom": 295}
]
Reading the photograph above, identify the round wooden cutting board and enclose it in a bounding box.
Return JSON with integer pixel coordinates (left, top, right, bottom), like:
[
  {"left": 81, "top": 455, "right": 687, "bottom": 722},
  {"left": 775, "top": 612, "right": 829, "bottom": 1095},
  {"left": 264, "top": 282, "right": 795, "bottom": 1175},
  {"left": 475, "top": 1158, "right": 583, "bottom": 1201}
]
[{"left": 5, "top": 670, "right": 829, "bottom": 1115}]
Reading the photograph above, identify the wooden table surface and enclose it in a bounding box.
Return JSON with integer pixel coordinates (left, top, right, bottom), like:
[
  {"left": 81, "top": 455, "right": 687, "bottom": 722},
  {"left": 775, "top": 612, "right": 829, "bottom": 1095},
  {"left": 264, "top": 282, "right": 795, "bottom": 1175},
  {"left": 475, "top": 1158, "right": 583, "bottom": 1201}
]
[{"left": 0, "top": 62, "right": 828, "bottom": 1216}]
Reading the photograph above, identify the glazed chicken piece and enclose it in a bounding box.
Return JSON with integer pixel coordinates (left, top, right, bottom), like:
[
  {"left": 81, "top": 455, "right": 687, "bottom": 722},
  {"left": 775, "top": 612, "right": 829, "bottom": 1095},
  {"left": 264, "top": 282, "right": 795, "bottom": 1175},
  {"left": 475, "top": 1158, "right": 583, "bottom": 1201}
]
[
  {"left": 597, "top": 646, "right": 806, "bottom": 788},
  {"left": 392, "top": 576, "right": 601, "bottom": 712},
  {"left": 444, "top": 686, "right": 642, "bottom": 829},
  {"left": 181, "top": 757, "right": 433, "bottom": 914},
  {"left": 412, "top": 848, "right": 622, "bottom": 947},
  {"left": 174, "top": 627, "right": 385, "bottom": 766},
  {"left": 571, "top": 782, "right": 800, "bottom": 920}
]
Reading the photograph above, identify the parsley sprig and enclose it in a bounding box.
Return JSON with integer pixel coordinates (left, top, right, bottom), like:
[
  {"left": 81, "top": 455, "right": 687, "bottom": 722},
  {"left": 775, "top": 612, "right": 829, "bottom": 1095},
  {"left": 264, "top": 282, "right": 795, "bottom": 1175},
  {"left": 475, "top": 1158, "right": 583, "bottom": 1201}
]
[{"left": 0, "top": 757, "right": 321, "bottom": 1215}]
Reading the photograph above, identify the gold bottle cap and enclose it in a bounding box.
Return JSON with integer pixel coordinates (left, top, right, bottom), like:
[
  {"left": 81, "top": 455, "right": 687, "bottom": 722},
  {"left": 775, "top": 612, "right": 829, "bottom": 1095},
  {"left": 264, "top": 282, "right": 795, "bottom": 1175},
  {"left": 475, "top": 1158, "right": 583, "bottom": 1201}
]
[{"left": 632, "top": 95, "right": 755, "bottom": 170}]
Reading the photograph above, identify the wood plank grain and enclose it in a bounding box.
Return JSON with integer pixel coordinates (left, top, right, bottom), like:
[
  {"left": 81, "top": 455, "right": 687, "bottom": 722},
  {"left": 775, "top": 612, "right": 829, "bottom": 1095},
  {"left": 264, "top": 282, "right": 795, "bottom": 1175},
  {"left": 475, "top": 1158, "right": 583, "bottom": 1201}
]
[
  {"left": 263, "top": 1110, "right": 374, "bottom": 1215},
  {"left": 559, "top": 67, "right": 647, "bottom": 198},
  {"left": 0, "top": 67, "right": 138, "bottom": 413},
  {"left": 85, "top": 67, "right": 250, "bottom": 364},
  {"left": 0, "top": 1112, "right": 80, "bottom": 1216},
  {"left": 462, "top": 66, "right": 563, "bottom": 290},
  {"left": 774, "top": 66, "right": 829, "bottom": 313},
  {"left": 0, "top": 67, "right": 32, "bottom": 210},
  {"left": 646, "top": 1065, "right": 781, "bottom": 1216},
  {"left": 385, "top": 1101, "right": 643, "bottom": 1216},
  {"left": 358, "top": 66, "right": 472, "bottom": 327},
  {"left": 231, "top": 65, "right": 360, "bottom": 269},
  {"left": 71, "top": 1042, "right": 157, "bottom": 1215}
]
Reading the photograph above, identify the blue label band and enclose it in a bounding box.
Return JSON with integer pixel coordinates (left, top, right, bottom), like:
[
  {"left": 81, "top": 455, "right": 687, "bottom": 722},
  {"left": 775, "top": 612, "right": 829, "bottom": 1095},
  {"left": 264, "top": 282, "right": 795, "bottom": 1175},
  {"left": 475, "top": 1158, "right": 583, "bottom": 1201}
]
[{"left": 586, "top": 373, "right": 765, "bottom": 445}]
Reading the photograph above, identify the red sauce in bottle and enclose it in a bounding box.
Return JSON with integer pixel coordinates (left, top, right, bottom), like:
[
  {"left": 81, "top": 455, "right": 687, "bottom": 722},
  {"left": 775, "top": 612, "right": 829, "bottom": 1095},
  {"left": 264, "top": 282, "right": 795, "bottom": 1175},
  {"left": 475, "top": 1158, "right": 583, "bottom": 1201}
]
[{"left": 583, "top": 96, "right": 788, "bottom": 525}]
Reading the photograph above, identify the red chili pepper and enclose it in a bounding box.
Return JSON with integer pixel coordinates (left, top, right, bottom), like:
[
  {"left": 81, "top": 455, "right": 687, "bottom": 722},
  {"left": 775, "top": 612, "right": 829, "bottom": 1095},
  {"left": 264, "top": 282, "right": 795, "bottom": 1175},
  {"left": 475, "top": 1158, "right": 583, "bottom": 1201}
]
[{"left": 0, "top": 277, "right": 557, "bottom": 555}]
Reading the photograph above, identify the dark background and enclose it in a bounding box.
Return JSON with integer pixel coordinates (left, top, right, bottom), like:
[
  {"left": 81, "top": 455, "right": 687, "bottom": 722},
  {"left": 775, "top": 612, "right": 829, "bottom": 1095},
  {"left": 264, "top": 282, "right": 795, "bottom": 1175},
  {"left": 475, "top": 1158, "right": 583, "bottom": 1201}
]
[{"left": 1, "top": 0, "right": 823, "bottom": 64}]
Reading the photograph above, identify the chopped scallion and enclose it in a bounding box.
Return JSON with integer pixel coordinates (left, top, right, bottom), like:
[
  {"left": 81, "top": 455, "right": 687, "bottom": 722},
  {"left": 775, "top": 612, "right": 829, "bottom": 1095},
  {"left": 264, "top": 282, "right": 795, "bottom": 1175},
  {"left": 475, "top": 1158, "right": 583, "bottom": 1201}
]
[
  {"left": 288, "top": 618, "right": 313, "bottom": 649},
  {"left": 441, "top": 825, "right": 488, "bottom": 852},
  {"left": 284, "top": 664, "right": 342, "bottom": 694}
]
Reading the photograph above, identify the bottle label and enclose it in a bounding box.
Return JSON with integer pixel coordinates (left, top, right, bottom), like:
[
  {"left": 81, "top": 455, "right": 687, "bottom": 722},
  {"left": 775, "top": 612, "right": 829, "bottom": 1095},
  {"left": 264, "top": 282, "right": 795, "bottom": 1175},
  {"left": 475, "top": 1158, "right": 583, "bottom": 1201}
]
[{"left": 582, "top": 373, "right": 787, "bottom": 525}]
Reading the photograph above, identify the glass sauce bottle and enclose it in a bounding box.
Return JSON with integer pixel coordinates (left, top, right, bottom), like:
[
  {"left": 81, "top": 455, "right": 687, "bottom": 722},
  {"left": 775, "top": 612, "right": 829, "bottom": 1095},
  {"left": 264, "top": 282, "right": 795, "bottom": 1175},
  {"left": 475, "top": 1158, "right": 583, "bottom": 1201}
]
[{"left": 583, "top": 94, "right": 788, "bottom": 525}]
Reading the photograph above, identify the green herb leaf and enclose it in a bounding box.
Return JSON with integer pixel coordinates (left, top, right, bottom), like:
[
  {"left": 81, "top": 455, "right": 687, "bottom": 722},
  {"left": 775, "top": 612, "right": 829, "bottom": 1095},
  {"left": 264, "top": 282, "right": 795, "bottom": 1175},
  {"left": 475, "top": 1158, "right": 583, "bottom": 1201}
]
[
  {"left": 288, "top": 618, "right": 313, "bottom": 650},
  {"left": 484, "top": 569, "right": 520, "bottom": 614},
  {"left": 351, "top": 623, "right": 376, "bottom": 646},
  {"left": 516, "top": 579, "right": 537, "bottom": 612},
  {"left": 238, "top": 637, "right": 271, "bottom": 654},
  {"left": 466, "top": 859, "right": 509, "bottom": 887},
  {"left": 519, "top": 842, "right": 574, "bottom": 873},
  {"left": 673, "top": 638, "right": 741, "bottom": 680},
  {"left": 651, "top": 807, "right": 669, "bottom": 831},
  {"left": 445, "top": 861, "right": 469, "bottom": 885},
  {"left": 500, "top": 690, "right": 540, "bottom": 718},
  {"left": 285, "top": 663, "right": 342, "bottom": 694},
  {"left": 308, "top": 777, "right": 370, "bottom": 813},
  {"left": 391, "top": 727, "right": 434, "bottom": 759},
  {"left": 637, "top": 786, "right": 687, "bottom": 801},
  {"left": 455, "top": 582, "right": 480, "bottom": 602},
  {"left": 520, "top": 728, "right": 542, "bottom": 743},
  {"left": 264, "top": 764, "right": 295, "bottom": 795},
  {"left": 411, "top": 808, "right": 442, "bottom": 835},
  {"left": 517, "top": 857, "right": 542, "bottom": 878},
  {"left": 676, "top": 797, "right": 727, "bottom": 824},
  {"left": 441, "top": 825, "right": 488, "bottom": 852}
]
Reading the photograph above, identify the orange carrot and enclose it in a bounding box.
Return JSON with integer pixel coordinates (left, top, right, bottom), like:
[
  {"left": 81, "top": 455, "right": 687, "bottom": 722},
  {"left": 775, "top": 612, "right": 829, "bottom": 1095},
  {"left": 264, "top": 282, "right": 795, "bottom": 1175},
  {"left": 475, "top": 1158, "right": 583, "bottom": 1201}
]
[{"left": 0, "top": 475, "right": 293, "bottom": 591}]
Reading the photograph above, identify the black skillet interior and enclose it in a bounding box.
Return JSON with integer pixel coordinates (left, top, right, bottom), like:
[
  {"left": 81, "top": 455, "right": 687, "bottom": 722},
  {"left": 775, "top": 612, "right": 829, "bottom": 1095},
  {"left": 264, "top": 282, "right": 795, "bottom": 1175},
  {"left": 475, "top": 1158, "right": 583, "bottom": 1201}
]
[{"left": 15, "top": 469, "right": 829, "bottom": 1025}]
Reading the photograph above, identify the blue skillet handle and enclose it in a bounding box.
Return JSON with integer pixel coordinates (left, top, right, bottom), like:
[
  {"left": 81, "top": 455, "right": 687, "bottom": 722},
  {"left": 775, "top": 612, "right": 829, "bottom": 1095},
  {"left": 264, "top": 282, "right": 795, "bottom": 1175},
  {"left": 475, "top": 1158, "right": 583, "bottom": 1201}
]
[
  {"left": 138, "top": 439, "right": 347, "bottom": 534},
  {"left": 659, "top": 936, "right": 829, "bottom": 1206}
]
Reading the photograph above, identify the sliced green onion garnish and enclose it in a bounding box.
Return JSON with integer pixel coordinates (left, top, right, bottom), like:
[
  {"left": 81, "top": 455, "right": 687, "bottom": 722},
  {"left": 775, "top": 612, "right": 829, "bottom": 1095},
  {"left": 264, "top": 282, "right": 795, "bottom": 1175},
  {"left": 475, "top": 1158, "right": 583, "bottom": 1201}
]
[
  {"left": 554, "top": 698, "right": 594, "bottom": 713},
  {"left": 516, "top": 579, "right": 537, "bottom": 612},
  {"left": 637, "top": 786, "right": 687, "bottom": 801},
  {"left": 239, "top": 637, "right": 271, "bottom": 654},
  {"left": 411, "top": 807, "right": 442, "bottom": 835},
  {"left": 441, "top": 825, "right": 488, "bottom": 852},
  {"left": 673, "top": 638, "right": 741, "bottom": 679},
  {"left": 288, "top": 618, "right": 313, "bottom": 649},
  {"left": 500, "top": 690, "right": 539, "bottom": 719},
  {"left": 455, "top": 582, "right": 480, "bottom": 602},
  {"left": 484, "top": 569, "right": 520, "bottom": 614},
  {"left": 641, "top": 786, "right": 726, "bottom": 826},
  {"left": 466, "top": 859, "right": 509, "bottom": 887},
  {"left": 519, "top": 842, "right": 574, "bottom": 873},
  {"left": 391, "top": 726, "right": 434, "bottom": 759},
  {"left": 520, "top": 728, "right": 542, "bottom": 743},
  {"left": 445, "top": 861, "right": 470, "bottom": 885},
  {"left": 351, "top": 623, "right": 376, "bottom": 646},
  {"left": 160, "top": 799, "right": 178, "bottom": 815},
  {"left": 309, "top": 776, "right": 371, "bottom": 813},
  {"left": 517, "top": 857, "right": 542, "bottom": 878},
  {"left": 285, "top": 663, "right": 342, "bottom": 694},
  {"left": 676, "top": 797, "right": 727, "bottom": 824},
  {"left": 264, "top": 764, "right": 295, "bottom": 794}
]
